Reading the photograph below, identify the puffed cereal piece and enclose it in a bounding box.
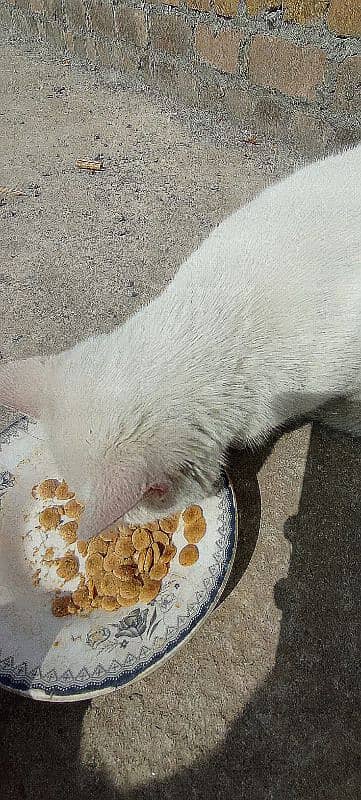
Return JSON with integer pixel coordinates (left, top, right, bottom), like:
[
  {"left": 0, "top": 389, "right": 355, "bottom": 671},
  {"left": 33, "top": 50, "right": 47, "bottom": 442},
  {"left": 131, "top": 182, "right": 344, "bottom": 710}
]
[
  {"left": 182, "top": 505, "right": 203, "bottom": 526},
  {"left": 149, "top": 561, "right": 168, "bottom": 581},
  {"left": 103, "top": 550, "right": 123, "bottom": 573},
  {"left": 101, "top": 596, "right": 119, "bottom": 611},
  {"left": 151, "top": 541, "right": 161, "bottom": 564},
  {"left": 39, "top": 506, "right": 62, "bottom": 531},
  {"left": 87, "top": 577, "right": 96, "bottom": 600},
  {"left": 183, "top": 517, "right": 206, "bottom": 544},
  {"left": 137, "top": 549, "right": 147, "bottom": 574},
  {"left": 55, "top": 480, "right": 75, "bottom": 501},
  {"left": 143, "top": 546, "right": 153, "bottom": 574},
  {"left": 91, "top": 597, "right": 103, "bottom": 609},
  {"left": 159, "top": 514, "right": 180, "bottom": 535},
  {"left": 59, "top": 521, "right": 78, "bottom": 544},
  {"left": 37, "top": 479, "right": 59, "bottom": 500},
  {"left": 87, "top": 536, "right": 109, "bottom": 556},
  {"left": 85, "top": 553, "right": 104, "bottom": 577},
  {"left": 132, "top": 528, "right": 151, "bottom": 551},
  {"left": 151, "top": 530, "right": 169, "bottom": 547},
  {"left": 72, "top": 586, "right": 92, "bottom": 609},
  {"left": 56, "top": 553, "right": 79, "bottom": 581},
  {"left": 143, "top": 520, "right": 160, "bottom": 533},
  {"left": 159, "top": 544, "right": 177, "bottom": 564},
  {"left": 98, "top": 573, "right": 118, "bottom": 597},
  {"left": 117, "top": 579, "right": 140, "bottom": 600},
  {"left": 63, "top": 499, "right": 84, "bottom": 520},
  {"left": 77, "top": 539, "right": 88, "bottom": 557},
  {"left": 115, "top": 538, "right": 135, "bottom": 559},
  {"left": 139, "top": 580, "right": 161, "bottom": 604},
  {"left": 51, "top": 595, "right": 71, "bottom": 617},
  {"left": 113, "top": 564, "right": 137, "bottom": 581},
  {"left": 179, "top": 544, "right": 199, "bottom": 566}
]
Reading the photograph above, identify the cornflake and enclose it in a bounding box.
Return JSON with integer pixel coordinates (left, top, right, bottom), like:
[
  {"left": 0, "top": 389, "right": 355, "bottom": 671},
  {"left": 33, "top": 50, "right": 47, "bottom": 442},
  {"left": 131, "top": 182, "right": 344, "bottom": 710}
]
[
  {"left": 179, "top": 544, "right": 199, "bottom": 566},
  {"left": 159, "top": 513, "right": 180, "bottom": 535},
  {"left": 72, "top": 586, "right": 92, "bottom": 609},
  {"left": 59, "top": 521, "right": 78, "bottom": 544},
  {"left": 85, "top": 553, "right": 104, "bottom": 577},
  {"left": 37, "top": 479, "right": 59, "bottom": 500},
  {"left": 56, "top": 553, "right": 79, "bottom": 581},
  {"left": 115, "top": 539, "right": 135, "bottom": 559},
  {"left": 101, "top": 596, "right": 119, "bottom": 611},
  {"left": 39, "top": 506, "right": 62, "bottom": 531},
  {"left": 63, "top": 499, "right": 84, "bottom": 520},
  {"left": 132, "top": 528, "right": 151, "bottom": 551},
  {"left": 52, "top": 595, "right": 72, "bottom": 617},
  {"left": 139, "top": 580, "right": 161, "bottom": 603},
  {"left": 77, "top": 539, "right": 88, "bottom": 557},
  {"left": 55, "top": 480, "right": 75, "bottom": 501},
  {"left": 182, "top": 505, "right": 203, "bottom": 526},
  {"left": 87, "top": 536, "right": 108, "bottom": 556},
  {"left": 183, "top": 515, "right": 206, "bottom": 544}
]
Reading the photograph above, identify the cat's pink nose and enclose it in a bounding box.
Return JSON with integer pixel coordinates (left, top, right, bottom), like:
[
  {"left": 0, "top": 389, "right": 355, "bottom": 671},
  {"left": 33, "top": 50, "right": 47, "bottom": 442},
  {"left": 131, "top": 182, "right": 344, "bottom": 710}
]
[{"left": 144, "top": 483, "right": 168, "bottom": 497}]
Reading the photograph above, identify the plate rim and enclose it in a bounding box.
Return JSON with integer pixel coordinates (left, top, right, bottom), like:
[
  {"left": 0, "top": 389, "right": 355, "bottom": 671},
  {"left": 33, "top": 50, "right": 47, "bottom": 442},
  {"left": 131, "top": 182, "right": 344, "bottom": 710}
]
[{"left": 0, "top": 417, "right": 238, "bottom": 702}]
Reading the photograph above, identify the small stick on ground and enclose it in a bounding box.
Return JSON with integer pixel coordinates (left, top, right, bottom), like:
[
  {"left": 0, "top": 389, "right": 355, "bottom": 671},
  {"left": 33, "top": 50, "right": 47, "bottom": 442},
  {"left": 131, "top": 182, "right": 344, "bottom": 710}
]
[
  {"left": 76, "top": 159, "right": 104, "bottom": 172},
  {"left": 0, "top": 186, "right": 28, "bottom": 203}
]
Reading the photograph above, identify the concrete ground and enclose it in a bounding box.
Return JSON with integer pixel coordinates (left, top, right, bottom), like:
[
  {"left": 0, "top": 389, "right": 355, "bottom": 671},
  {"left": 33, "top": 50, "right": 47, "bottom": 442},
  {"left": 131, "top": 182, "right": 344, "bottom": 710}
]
[{"left": 0, "top": 38, "right": 360, "bottom": 800}]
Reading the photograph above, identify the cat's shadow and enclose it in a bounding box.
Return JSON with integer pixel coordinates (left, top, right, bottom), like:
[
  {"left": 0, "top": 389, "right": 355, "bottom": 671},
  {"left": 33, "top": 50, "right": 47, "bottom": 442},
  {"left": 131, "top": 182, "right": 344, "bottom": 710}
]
[
  {"left": 117, "top": 422, "right": 358, "bottom": 800},
  {"left": 218, "top": 440, "right": 271, "bottom": 604}
]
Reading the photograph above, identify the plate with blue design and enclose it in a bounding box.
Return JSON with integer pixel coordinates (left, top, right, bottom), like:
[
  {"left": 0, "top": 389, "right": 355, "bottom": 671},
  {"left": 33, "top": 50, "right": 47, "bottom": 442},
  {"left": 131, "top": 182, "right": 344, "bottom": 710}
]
[{"left": 0, "top": 416, "right": 238, "bottom": 702}]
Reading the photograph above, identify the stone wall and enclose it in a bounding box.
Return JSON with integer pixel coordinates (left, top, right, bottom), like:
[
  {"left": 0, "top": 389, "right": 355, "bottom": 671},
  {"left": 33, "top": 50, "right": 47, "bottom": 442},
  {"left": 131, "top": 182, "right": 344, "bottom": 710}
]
[{"left": 1, "top": 0, "right": 360, "bottom": 155}]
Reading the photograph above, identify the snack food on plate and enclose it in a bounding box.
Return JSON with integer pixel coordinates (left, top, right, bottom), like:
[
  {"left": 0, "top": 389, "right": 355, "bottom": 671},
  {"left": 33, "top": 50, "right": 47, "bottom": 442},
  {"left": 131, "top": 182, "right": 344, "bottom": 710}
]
[{"left": 31, "top": 480, "right": 207, "bottom": 616}]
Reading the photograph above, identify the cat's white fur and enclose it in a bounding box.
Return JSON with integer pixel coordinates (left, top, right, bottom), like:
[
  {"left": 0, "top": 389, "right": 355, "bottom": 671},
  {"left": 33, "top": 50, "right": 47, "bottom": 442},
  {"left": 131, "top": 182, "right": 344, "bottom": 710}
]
[{"left": 1, "top": 144, "right": 360, "bottom": 538}]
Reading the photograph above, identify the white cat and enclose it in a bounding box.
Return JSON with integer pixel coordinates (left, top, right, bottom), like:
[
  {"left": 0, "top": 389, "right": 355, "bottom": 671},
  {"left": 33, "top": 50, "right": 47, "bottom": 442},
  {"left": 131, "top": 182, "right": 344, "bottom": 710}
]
[{"left": 1, "top": 144, "right": 360, "bottom": 539}]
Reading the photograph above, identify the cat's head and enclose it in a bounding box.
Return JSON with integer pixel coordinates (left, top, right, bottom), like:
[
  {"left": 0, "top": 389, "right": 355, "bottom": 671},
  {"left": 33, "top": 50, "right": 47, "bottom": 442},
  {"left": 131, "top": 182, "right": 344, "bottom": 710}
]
[{"left": 0, "top": 350, "right": 218, "bottom": 537}]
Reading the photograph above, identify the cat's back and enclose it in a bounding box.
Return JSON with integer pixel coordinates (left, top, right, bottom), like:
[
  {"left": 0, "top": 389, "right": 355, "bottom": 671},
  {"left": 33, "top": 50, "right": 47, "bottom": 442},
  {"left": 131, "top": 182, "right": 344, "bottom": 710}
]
[{"left": 177, "top": 144, "right": 361, "bottom": 295}]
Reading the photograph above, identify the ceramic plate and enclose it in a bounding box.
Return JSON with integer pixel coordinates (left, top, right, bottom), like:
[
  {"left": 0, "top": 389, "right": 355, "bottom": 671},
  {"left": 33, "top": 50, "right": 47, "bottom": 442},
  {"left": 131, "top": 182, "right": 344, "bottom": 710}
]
[{"left": 0, "top": 416, "right": 238, "bottom": 702}]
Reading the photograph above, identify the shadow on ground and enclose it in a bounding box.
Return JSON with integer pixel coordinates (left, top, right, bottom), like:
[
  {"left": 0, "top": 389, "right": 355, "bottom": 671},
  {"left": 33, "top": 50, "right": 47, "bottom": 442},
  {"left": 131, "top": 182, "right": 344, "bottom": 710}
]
[{"left": 1, "top": 425, "right": 360, "bottom": 799}]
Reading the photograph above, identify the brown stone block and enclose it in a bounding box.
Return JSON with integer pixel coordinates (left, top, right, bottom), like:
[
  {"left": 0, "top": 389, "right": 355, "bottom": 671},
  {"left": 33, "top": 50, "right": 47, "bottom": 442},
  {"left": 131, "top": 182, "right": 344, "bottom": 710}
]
[
  {"left": 249, "top": 35, "right": 326, "bottom": 101},
  {"left": 149, "top": 12, "right": 193, "bottom": 58},
  {"left": 88, "top": 0, "right": 115, "bottom": 38},
  {"left": 195, "top": 24, "right": 243, "bottom": 74},
  {"left": 115, "top": 6, "right": 148, "bottom": 49},
  {"left": 284, "top": 1, "right": 329, "bottom": 24},
  {"left": 328, "top": 0, "right": 361, "bottom": 37}
]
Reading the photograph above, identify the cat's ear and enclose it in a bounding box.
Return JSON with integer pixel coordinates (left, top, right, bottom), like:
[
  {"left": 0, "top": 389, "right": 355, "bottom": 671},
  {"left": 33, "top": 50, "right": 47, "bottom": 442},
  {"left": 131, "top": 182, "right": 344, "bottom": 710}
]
[{"left": 0, "top": 355, "right": 50, "bottom": 417}]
